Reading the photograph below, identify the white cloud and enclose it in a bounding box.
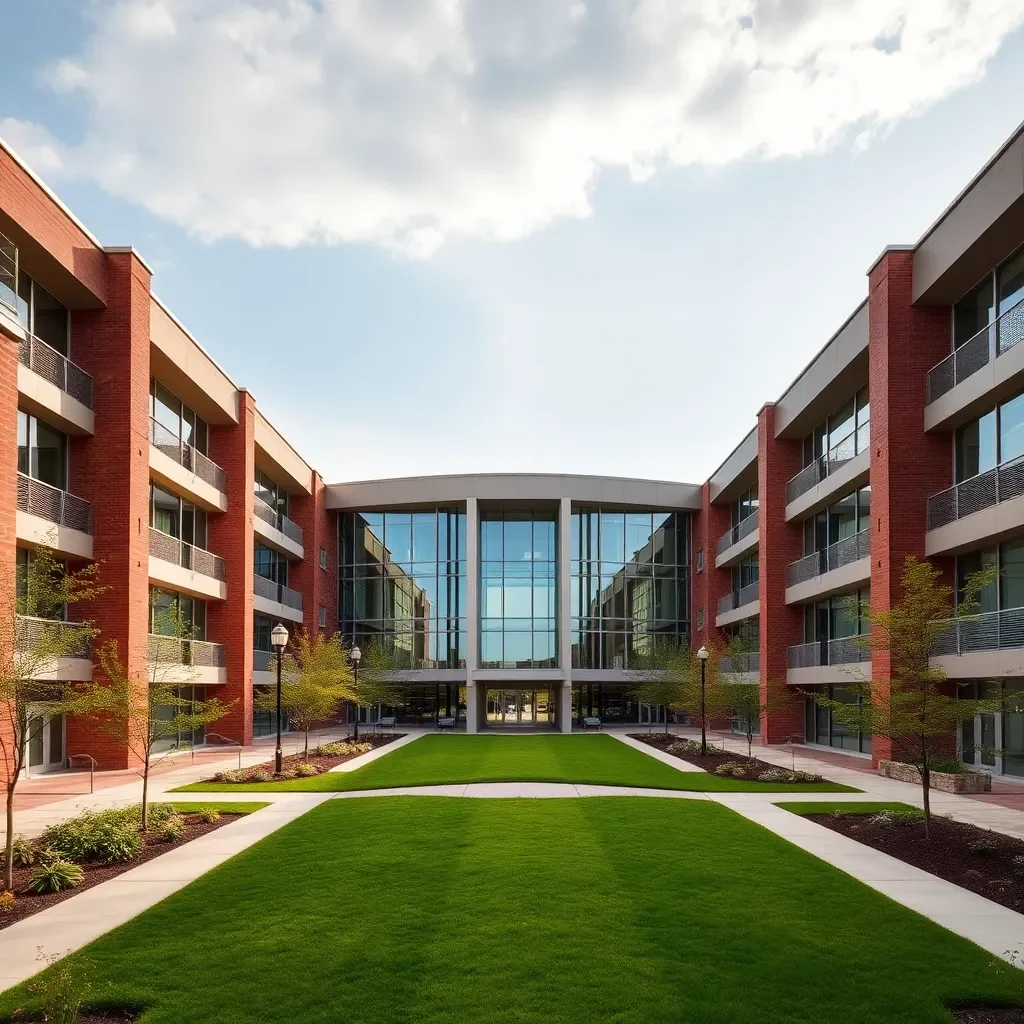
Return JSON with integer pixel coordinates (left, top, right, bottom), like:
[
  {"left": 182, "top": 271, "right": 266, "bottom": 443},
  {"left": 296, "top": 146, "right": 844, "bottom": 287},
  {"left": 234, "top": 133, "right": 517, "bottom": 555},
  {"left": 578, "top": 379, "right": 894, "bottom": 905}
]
[{"left": 9, "top": 0, "right": 1024, "bottom": 255}]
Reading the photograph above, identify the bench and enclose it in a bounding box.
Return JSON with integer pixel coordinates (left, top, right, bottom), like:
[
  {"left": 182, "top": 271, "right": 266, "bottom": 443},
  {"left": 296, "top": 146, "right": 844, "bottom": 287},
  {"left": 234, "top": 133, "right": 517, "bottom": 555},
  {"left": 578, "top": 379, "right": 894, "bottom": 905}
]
[
  {"left": 437, "top": 717, "right": 457, "bottom": 730},
  {"left": 582, "top": 716, "right": 602, "bottom": 731},
  {"left": 375, "top": 716, "right": 398, "bottom": 732}
]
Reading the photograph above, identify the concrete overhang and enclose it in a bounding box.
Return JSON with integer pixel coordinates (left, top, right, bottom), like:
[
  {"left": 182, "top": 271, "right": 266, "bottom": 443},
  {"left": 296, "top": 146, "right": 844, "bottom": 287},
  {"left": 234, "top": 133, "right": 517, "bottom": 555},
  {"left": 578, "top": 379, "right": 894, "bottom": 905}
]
[
  {"left": 715, "top": 526, "right": 758, "bottom": 569},
  {"left": 253, "top": 593, "right": 304, "bottom": 624},
  {"left": 773, "top": 303, "right": 869, "bottom": 440},
  {"left": 148, "top": 555, "right": 227, "bottom": 603},
  {"left": 253, "top": 516, "right": 304, "bottom": 560},
  {"left": 16, "top": 512, "right": 93, "bottom": 561},
  {"left": 935, "top": 649, "right": 1024, "bottom": 680},
  {"left": 20, "top": 656, "right": 92, "bottom": 682},
  {"left": 255, "top": 410, "right": 313, "bottom": 496},
  {"left": 786, "top": 663, "right": 871, "bottom": 687},
  {"left": 149, "top": 446, "right": 228, "bottom": 513},
  {"left": 325, "top": 474, "right": 703, "bottom": 510},
  {"left": 716, "top": 600, "right": 759, "bottom": 629},
  {"left": 708, "top": 427, "right": 758, "bottom": 505}
]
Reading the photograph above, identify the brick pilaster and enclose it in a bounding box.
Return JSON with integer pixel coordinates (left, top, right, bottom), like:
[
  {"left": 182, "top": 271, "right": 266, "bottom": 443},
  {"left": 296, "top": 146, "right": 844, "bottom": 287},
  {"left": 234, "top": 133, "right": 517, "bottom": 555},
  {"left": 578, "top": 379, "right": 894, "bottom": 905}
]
[
  {"left": 68, "top": 251, "right": 152, "bottom": 770},
  {"left": 290, "top": 472, "right": 338, "bottom": 638},
  {"left": 206, "top": 391, "right": 256, "bottom": 745},
  {"left": 867, "top": 250, "right": 953, "bottom": 764},
  {"left": 757, "top": 403, "right": 805, "bottom": 742}
]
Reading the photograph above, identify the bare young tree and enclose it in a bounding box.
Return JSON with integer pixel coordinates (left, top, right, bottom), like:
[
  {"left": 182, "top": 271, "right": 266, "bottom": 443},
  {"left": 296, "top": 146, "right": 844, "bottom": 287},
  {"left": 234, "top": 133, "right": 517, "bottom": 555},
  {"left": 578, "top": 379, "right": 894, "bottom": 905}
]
[{"left": 1, "top": 546, "right": 102, "bottom": 891}]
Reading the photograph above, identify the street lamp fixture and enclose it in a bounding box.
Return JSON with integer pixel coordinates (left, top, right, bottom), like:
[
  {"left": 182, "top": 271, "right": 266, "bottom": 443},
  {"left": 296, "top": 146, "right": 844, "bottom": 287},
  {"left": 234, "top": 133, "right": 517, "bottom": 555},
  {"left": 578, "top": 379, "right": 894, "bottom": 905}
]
[
  {"left": 696, "top": 645, "right": 709, "bottom": 757},
  {"left": 271, "top": 623, "right": 289, "bottom": 775},
  {"left": 350, "top": 645, "right": 362, "bottom": 741}
]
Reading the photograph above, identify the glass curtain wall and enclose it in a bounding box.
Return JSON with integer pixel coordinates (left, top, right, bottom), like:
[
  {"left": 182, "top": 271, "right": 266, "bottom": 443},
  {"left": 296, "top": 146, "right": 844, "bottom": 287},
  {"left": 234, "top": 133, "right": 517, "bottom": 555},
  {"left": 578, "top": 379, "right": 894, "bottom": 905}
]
[
  {"left": 480, "top": 511, "right": 557, "bottom": 669},
  {"left": 570, "top": 510, "right": 690, "bottom": 669},
  {"left": 955, "top": 387, "right": 1024, "bottom": 481},
  {"left": 339, "top": 509, "right": 467, "bottom": 669},
  {"left": 803, "top": 687, "right": 872, "bottom": 753},
  {"left": 953, "top": 244, "right": 1024, "bottom": 352}
]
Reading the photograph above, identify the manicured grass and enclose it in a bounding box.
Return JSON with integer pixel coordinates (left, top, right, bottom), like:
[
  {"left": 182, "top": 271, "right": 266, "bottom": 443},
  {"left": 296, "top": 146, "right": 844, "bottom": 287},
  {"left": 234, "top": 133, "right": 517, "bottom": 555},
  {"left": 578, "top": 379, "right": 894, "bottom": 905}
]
[
  {"left": 777, "top": 801, "right": 918, "bottom": 816},
  {"left": 162, "top": 801, "right": 271, "bottom": 815},
  {"left": 175, "top": 734, "right": 857, "bottom": 793},
  {"left": 3, "top": 798, "right": 1019, "bottom": 1023}
]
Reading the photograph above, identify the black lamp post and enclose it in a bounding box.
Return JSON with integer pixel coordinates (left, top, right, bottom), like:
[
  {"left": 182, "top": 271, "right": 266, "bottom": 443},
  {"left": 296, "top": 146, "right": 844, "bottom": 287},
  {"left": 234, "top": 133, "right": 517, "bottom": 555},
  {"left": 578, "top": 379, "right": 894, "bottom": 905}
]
[
  {"left": 696, "top": 644, "right": 709, "bottom": 757},
  {"left": 350, "top": 645, "right": 362, "bottom": 741},
  {"left": 271, "top": 622, "right": 289, "bottom": 775}
]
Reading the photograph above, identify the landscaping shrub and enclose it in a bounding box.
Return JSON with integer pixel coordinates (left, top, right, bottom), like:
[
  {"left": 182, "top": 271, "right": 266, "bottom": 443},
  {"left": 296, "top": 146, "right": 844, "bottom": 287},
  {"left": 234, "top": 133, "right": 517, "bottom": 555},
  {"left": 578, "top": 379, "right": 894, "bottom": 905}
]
[
  {"left": 160, "top": 816, "right": 187, "bottom": 843},
  {"left": 314, "top": 741, "right": 373, "bottom": 757},
  {"left": 295, "top": 762, "right": 321, "bottom": 777},
  {"left": 198, "top": 807, "right": 221, "bottom": 824},
  {"left": 665, "top": 740, "right": 705, "bottom": 757},
  {"left": 1011, "top": 855, "right": 1024, "bottom": 878},
  {"left": 969, "top": 840, "right": 999, "bottom": 857},
  {"left": 249, "top": 768, "right": 273, "bottom": 783},
  {"left": 714, "top": 761, "right": 749, "bottom": 778},
  {"left": 12, "top": 834, "right": 36, "bottom": 867},
  {"left": 0, "top": 890, "right": 14, "bottom": 913},
  {"left": 928, "top": 757, "right": 969, "bottom": 775},
  {"left": 28, "top": 858, "right": 85, "bottom": 894},
  {"left": 40, "top": 811, "right": 143, "bottom": 865},
  {"left": 213, "top": 766, "right": 274, "bottom": 783},
  {"left": 28, "top": 952, "right": 92, "bottom": 1024}
]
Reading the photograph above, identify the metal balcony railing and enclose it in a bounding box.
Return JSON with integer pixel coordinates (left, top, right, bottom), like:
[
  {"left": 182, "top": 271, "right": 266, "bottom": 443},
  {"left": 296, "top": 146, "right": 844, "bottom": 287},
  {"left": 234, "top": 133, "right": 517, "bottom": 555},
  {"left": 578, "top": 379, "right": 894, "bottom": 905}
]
[
  {"left": 147, "top": 634, "right": 226, "bottom": 668},
  {"left": 716, "top": 580, "right": 759, "bottom": 617},
  {"left": 926, "top": 454, "right": 1024, "bottom": 531},
  {"left": 720, "top": 651, "right": 759, "bottom": 674},
  {"left": 253, "top": 573, "right": 303, "bottom": 611},
  {"left": 786, "top": 422, "right": 870, "bottom": 504},
  {"left": 786, "top": 529, "right": 869, "bottom": 587},
  {"left": 0, "top": 233, "right": 18, "bottom": 315},
  {"left": 716, "top": 508, "right": 758, "bottom": 557},
  {"left": 17, "top": 473, "right": 92, "bottom": 534},
  {"left": 926, "top": 296, "right": 1024, "bottom": 404},
  {"left": 149, "top": 528, "right": 226, "bottom": 582},
  {"left": 787, "top": 635, "right": 868, "bottom": 670},
  {"left": 16, "top": 615, "right": 91, "bottom": 658},
  {"left": 19, "top": 334, "right": 94, "bottom": 410},
  {"left": 149, "top": 417, "right": 227, "bottom": 493},
  {"left": 253, "top": 494, "right": 304, "bottom": 547},
  {"left": 253, "top": 649, "right": 274, "bottom": 673},
  {"left": 933, "top": 607, "right": 1024, "bottom": 656}
]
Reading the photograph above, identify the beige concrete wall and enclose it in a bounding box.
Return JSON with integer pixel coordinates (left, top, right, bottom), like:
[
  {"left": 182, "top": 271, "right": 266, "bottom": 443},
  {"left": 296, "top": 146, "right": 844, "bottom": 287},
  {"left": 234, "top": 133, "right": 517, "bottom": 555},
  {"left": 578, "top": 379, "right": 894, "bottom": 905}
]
[{"left": 254, "top": 410, "right": 313, "bottom": 495}]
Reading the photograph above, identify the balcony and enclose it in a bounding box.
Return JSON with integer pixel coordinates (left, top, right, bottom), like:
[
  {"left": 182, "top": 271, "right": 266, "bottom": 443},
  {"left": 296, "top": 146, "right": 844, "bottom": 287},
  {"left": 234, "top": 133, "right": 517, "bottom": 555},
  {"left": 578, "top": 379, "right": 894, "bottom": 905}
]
[
  {"left": 253, "top": 494, "right": 304, "bottom": 559},
  {"left": 926, "top": 297, "right": 1024, "bottom": 406},
  {"left": 931, "top": 607, "right": 1024, "bottom": 678},
  {"left": 253, "top": 648, "right": 275, "bottom": 684},
  {"left": 715, "top": 509, "right": 758, "bottom": 568},
  {"left": 149, "top": 416, "right": 227, "bottom": 511},
  {"left": 148, "top": 528, "right": 227, "bottom": 601},
  {"left": 16, "top": 615, "right": 93, "bottom": 681},
  {"left": 18, "top": 334, "right": 95, "bottom": 435},
  {"left": 786, "top": 530, "right": 870, "bottom": 604},
  {"left": 147, "top": 634, "right": 227, "bottom": 685},
  {"left": 925, "top": 455, "right": 1024, "bottom": 555},
  {"left": 252, "top": 573, "right": 303, "bottom": 623},
  {"left": 716, "top": 581, "right": 759, "bottom": 627},
  {"left": 785, "top": 423, "right": 870, "bottom": 520},
  {"left": 786, "top": 636, "right": 870, "bottom": 686},
  {"left": 17, "top": 473, "right": 93, "bottom": 559},
  {"left": 720, "top": 651, "right": 759, "bottom": 677}
]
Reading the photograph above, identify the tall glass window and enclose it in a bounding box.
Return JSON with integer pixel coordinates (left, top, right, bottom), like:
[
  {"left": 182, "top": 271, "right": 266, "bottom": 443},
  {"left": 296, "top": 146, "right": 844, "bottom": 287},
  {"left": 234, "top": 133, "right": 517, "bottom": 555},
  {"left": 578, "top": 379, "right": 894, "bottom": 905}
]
[
  {"left": 16, "top": 272, "right": 70, "bottom": 356},
  {"left": 801, "top": 387, "right": 869, "bottom": 467},
  {"left": 150, "top": 483, "right": 208, "bottom": 549},
  {"left": 254, "top": 543, "right": 288, "bottom": 586},
  {"left": 254, "top": 469, "right": 289, "bottom": 517},
  {"left": 732, "top": 485, "right": 758, "bottom": 527},
  {"left": 953, "top": 244, "right": 1024, "bottom": 354},
  {"left": 480, "top": 511, "right": 557, "bottom": 669},
  {"left": 954, "top": 386, "right": 1024, "bottom": 482},
  {"left": 339, "top": 509, "right": 467, "bottom": 669},
  {"left": 150, "top": 380, "right": 209, "bottom": 455},
  {"left": 17, "top": 410, "right": 67, "bottom": 489},
  {"left": 570, "top": 510, "right": 689, "bottom": 669}
]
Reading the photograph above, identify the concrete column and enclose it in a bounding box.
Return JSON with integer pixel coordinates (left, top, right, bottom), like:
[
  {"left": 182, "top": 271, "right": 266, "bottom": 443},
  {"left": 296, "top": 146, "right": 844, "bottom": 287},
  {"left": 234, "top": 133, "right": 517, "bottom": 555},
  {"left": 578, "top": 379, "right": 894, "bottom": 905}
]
[
  {"left": 465, "top": 497, "right": 479, "bottom": 733},
  {"left": 558, "top": 498, "right": 572, "bottom": 732}
]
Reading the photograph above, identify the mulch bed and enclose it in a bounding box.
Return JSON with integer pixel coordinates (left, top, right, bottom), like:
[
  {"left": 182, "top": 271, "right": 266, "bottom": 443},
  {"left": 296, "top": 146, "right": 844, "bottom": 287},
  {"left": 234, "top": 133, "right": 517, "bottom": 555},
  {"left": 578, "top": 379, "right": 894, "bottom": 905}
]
[
  {"left": 1, "top": 811, "right": 245, "bottom": 931},
  {"left": 949, "top": 1005, "right": 1024, "bottom": 1023},
  {"left": 629, "top": 733, "right": 827, "bottom": 781},
  {"left": 808, "top": 811, "right": 1024, "bottom": 915},
  {"left": 211, "top": 732, "right": 401, "bottom": 782}
]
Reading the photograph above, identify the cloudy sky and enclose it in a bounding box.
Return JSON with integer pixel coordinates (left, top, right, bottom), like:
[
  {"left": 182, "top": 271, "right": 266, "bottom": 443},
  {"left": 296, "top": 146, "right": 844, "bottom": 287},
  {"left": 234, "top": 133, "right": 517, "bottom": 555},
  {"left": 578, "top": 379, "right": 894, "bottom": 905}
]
[{"left": 4, "top": 0, "right": 1024, "bottom": 484}]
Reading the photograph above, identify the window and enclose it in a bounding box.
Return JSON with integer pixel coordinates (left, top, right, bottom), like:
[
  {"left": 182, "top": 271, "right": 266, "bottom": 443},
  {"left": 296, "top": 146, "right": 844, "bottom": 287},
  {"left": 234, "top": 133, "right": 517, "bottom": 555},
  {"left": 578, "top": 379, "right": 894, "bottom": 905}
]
[
  {"left": 954, "top": 386, "right": 1024, "bottom": 482},
  {"left": 150, "top": 587, "right": 207, "bottom": 641},
  {"left": 801, "top": 391, "right": 869, "bottom": 468},
  {"left": 952, "top": 244, "right": 1024, "bottom": 356},
  {"left": 732, "top": 556, "right": 758, "bottom": 594},
  {"left": 802, "top": 486, "right": 870, "bottom": 556},
  {"left": 254, "top": 615, "right": 274, "bottom": 652},
  {"left": 255, "top": 469, "right": 289, "bottom": 517},
  {"left": 149, "top": 381, "right": 209, "bottom": 455},
  {"left": 254, "top": 543, "right": 288, "bottom": 585},
  {"left": 319, "top": 547, "right": 328, "bottom": 571},
  {"left": 732, "top": 485, "right": 758, "bottom": 527},
  {"left": 318, "top": 605, "right": 327, "bottom": 629},
  {"left": 16, "top": 272, "right": 70, "bottom": 356},
  {"left": 150, "top": 484, "right": 208, "bottom": 549},
  {"left": 17, "top": 410, "right": 67, "bottom": 489},
  {"left": 957, "top": 540, "right": 1024, "bottom": 615},
  {"left": 16, "top": 548, "right": 67, "bottom": 620},
  {"left": 803, "top": 590, "right": 870, "bottom": 642}
]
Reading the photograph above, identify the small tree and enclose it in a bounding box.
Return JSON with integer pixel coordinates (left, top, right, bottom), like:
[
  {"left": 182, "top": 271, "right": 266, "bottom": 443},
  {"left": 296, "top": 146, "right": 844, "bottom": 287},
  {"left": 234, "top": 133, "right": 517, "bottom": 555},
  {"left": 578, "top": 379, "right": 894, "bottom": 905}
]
[
  {"left": 254, "top": 630, "right": 353, "bottom": 757},
  {"left": 723, "top": 677, "right": 789, "bottom": 761},
  {"left": 76, "top": 607, "right": 233, "bottom": 830},
  {"left": 349, "top": 637, "right": 410, "bottom": 739},
  {"left": 809, "top": 556, "right": 1000, "bottom": 837},
  {"left": 1, "top": 547, "right": 102, "bottom": 891}
]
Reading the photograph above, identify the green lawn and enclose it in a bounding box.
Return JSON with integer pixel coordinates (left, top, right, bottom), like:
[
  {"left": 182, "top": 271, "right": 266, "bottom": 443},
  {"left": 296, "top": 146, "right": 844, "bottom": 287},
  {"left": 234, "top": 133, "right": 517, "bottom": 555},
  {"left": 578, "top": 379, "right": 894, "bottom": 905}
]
[
  {"left": 777, "top": 801, "right": 917, "bottom": 816},
  {"left": 174, "top": 734, "right": 856, "bottom": 793},
  {"left": 4, "top": 798, "right": 1019, "bottom": 1023},
  {"left": 162, "top": 801, "right": 271, "bottom": 815}
]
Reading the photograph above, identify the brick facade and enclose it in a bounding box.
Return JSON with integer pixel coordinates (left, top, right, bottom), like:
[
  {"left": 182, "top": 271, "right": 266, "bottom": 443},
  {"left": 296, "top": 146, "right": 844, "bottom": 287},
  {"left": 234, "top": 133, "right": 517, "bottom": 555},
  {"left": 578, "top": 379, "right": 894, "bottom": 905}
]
[
  {"left": 757, "top": 404, "right": 806, "bottom": 744},
  {"left": 690, "top": 482, "right": 732, "bottom": 654}
]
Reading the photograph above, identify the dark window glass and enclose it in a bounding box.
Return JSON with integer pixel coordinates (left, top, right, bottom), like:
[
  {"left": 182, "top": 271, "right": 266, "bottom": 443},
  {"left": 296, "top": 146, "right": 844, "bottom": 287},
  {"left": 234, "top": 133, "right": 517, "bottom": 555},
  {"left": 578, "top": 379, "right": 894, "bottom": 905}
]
[
  {"left": 18, "top": 411, "right": 67, "bottom": 489},
  {"left": 151, "top": 484, "right": 180, "bottom": 537},
  {"left": 31, "top": 282, "right": 69, "bottom": 356},
  {"left": 956, "top": 410, "right": 997, "bottom": 481},
  {"left": 1001, "top": 541, "right": 1024, "bottom": 611},
  {"left": 954, "top": 274, "right": 995, "bottom": 348},
  {"left": 998, "top": 246, "right": 1024, "bottom": 318},
  {"left": 1000, "top": 392, "right": 1024, "bottom": 465}
]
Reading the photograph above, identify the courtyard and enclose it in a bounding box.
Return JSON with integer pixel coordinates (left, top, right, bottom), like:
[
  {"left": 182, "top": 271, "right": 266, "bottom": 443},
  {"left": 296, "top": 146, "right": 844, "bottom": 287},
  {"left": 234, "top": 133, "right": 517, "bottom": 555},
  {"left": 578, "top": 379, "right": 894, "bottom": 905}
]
[{"left": 2, "top": 734, "right": 1024, "bottom": 1023}]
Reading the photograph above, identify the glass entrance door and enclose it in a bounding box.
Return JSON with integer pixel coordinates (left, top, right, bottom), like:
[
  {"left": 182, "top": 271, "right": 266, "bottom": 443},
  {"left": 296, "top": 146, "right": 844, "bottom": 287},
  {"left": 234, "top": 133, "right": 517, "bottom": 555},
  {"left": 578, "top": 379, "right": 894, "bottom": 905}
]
[
  {"left": 26, "top": 711, "right": 65, "bottom": 774},
  {"left": 485, "top": 689, "right": 549, "bottom": 726}
]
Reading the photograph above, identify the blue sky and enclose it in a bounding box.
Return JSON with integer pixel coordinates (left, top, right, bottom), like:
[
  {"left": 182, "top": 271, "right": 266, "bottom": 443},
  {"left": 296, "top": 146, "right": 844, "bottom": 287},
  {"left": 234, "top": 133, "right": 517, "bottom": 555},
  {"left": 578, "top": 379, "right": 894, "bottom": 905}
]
[{"left": 4, "top": 1, "right": 1024, "bottom": 485}]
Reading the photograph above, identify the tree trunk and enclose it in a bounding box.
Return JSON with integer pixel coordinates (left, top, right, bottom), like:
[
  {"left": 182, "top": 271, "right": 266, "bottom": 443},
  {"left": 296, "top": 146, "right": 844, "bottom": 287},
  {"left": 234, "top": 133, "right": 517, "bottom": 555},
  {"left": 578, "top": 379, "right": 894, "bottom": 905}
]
[
  {"left": 4, "top": 780, "right": 15, "bottom": 892},
  {"left": 747, "top": 731, "right": 753, "bottom": 761},
  {"left": 141, "top": 753, "right": 150, "bottom": 833},
  {"left": 304, "top": 728, "right": 309, "bottom": 760}
]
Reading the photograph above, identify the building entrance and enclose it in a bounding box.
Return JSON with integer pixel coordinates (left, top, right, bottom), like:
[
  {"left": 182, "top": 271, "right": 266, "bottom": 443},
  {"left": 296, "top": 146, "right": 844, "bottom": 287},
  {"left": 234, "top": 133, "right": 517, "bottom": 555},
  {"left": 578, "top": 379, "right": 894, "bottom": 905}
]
[{"left": 485, "top": 689, "right": 552, "bottom": 726}]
